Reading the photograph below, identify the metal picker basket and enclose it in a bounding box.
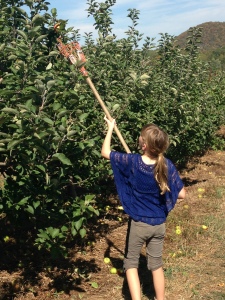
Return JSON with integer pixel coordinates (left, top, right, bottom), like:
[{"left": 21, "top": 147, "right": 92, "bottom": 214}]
[{"left": 56, "top": 38, "right": 88, "bottom": 76}]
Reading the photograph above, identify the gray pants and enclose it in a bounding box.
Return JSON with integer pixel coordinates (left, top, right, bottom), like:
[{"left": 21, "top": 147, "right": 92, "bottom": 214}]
[{"left": 124, "top": 219, "right": 166, "bottom": 271}]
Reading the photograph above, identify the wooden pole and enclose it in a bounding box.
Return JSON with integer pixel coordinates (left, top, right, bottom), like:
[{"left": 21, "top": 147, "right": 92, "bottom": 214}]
[{"left": 85, "top": 77, "right": 131, "bottom": 153}]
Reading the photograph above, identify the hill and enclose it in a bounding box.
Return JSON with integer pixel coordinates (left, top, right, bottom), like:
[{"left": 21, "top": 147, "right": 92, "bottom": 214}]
[{"left": 176, "top": 21, "right": 225, "bottom": 51}]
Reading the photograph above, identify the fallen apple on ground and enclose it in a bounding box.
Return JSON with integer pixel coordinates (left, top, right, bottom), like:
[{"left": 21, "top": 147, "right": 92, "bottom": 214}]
[
  {"left": 3, "top": 236, "right": 9, "bottom": 242},
  {"left": 110, "top": 267, "right": 117, "bottom": 274},
  {"left": 104, "top": 257, "right": 111, "bottom": 264}
]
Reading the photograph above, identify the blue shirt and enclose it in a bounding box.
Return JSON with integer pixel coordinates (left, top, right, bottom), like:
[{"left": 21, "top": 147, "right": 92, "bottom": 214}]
[{"left": 110, "top": 152, "right": 184, "bottom": 225}]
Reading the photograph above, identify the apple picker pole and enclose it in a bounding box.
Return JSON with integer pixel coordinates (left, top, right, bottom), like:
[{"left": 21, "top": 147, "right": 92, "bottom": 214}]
[{"left": 55, "top": 35, "right": 131, "bottom": 154}]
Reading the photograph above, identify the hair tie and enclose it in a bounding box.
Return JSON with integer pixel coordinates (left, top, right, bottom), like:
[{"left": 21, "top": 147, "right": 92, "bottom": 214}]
[{"left": 158, "top": 153, "right": 163, "bottom": 160}]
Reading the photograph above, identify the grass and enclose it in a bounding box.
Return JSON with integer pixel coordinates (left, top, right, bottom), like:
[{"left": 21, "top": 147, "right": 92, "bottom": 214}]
[{"left": 162, "top": 151, "right": 225, "bottom": 299}]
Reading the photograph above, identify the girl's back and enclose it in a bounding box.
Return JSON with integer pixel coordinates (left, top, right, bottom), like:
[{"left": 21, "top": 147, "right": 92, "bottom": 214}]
[{"left": 110, "top": 152, "right": 183, "bottom": 225}]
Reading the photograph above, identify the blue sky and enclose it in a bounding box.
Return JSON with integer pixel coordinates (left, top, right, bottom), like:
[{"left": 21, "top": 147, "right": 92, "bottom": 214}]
[{"left": 48, "top": 0, "right": 225, "bottom": 44}]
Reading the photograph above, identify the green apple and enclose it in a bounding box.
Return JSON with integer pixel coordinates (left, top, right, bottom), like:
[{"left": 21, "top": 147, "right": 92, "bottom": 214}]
[
  {"left": 202, "top": 225, "right": 208, "bottom": 230},
  {"left": 105, "top": 205, "right": 110, "bottom": 211},
  {"left": 104, "top": 257, "right": 111, "bottom": 264},
  {"left": 17, "top": 260, "right": 24, "bottom": 268},
  {"left": 3, "top": 236, "right": 9, "bottom": 242},
  {"left": 110, "top": 267, "right": 117, "bottom": 274}
]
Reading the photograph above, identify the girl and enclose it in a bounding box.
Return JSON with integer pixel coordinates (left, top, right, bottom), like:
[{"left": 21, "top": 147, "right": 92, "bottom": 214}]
[{"left": 101, "top": 117, "right": 186, "bottom": 300}]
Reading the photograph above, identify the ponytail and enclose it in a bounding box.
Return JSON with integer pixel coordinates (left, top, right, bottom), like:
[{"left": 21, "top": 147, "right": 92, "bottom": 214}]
[
  {"left": 140, "top": 124, "right": 170, "bottom": 194},
  {"left": 154, "top": 153, "right": 170, "bottom": 195}
]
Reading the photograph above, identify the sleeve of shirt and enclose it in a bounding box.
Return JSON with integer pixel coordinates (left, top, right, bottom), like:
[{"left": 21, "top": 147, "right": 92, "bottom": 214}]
[
  {"left": 109, "top": 151, "right": 133, "bottom": 214},
  {"left": 110, "top": 151, "right": 132, "bottom": 178},
  {"left": 165, "top": 159, "right": 184, "bottom": 213}
]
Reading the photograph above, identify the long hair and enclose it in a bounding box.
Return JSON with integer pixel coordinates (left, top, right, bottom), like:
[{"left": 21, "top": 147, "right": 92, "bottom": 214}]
[{"left": 140, "top": 124, "right": 170, "bottom": 194}]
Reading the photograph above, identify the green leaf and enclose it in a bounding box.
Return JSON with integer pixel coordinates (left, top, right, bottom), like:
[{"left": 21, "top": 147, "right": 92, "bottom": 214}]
[
  {"left": 87, "top": 205, "right": 95, "bottom": 212},
  {"left": 43, "top": 117, "right": 54, "bottom": 125},
  {"left": 25, "top": 0, "right": 33, "bottom": 6},
  {"left": 112, "top": 104, "right": 120, "bottom": 111},
  {"left": 71, "top": 227, "right": 77, "bottom": 236},
  {"left": 46, "top": 62, "right": 52, "bottom": 70},
  {"left": 57, "top": 110, "right": 68, "bottom": 118},
  {"left": 75, "top": 219, "right": 83, "bottom": 231},
  {"left": 140, "top": 74, "right": 150, "bottom": 80},
  {"left": 24, "top": 86, "right": 38, "bottom": 92},
  {"left": 0, "top": 43, "right": 5, "bottom": 51},
  {"left": 85, "top": 194, "right": 95, "bottom": 202},
  {"left": 83, "top": 160, "right": 88, "bottom": 166},
  {"left": 91, "top": 282, "right": 99, "bottom": 289},
  {"left": 36, "top": 165, "right": 45, "bottom": 172},
  {"left": 79, "top": 113, "right": 89, "bottom": 122},
  {"left": 0, "top": 138, "right": 11, "bottom": 143},
  {"left": 37, "top": 131, "right": 49, "bottom": 138},
  {"left": 33, "top": 201, "right": 40, "bottom": 209},
  {"left": 14, "top": 7, "right": 28, "bottom": 17},
  {"left": 37, "top": 230, "right": 49, "bottom": 239},
  {"left": 67, "top": 130, "right": 76, "bottom": 137},
  {"left": 129, "top": 71, "right": 137, "bottom": 80},
  {"left": 49, "top": 51, "right": 59, "bottom": 56},
  {"left": 17, "top": 29, "right": 28, "bottom": 41},
  {"left": 30, "top": 25, "right": 41, "bottom": 33},
  {"left": 2, "top": 107, "right": 19, "bottom": 114},
  {"left": 32, "top": 14, "right": 44, "bottom": 24},
  {"left": 17, "top": 197, "right": 29, "bottom": 206},
  {"left": 88, "top": 206, "right": 99, "bottom": 216},
  {"left": 7, "top": 140, "right": 22, "bottom": 150},
  {"left": 61, "top": 226, "right": 68, "bottom": 232},
  {"left": 53, "top": 102, "right": 61, "bottom": 111},
  {"left": 35, "top": 34, "right": 48, "bottom": 43},
  {"left": 0, "top": 30, "right": 10, "bottom": 36},
  {"left": 51, "top": 8, "right": 57, "bottom": 17},
  {"left": 79, "top": 228, "right": 86, "bottom": 238},
  {"left": 49, "top": 228, "right": 60, "bottom": 239},
  {"left": 52, "top": 153, "right": 72, "bottom": 165},
  {"left": 34, "top": 132, "right": 41, "bottom": 139},
  {"left": 8, "top": 54, "right": 17, "bottom": 60},
  {"left": 26, "top": 205, "right": 34, "bottom": 214},
  {"left": 47, "top": 80, "right": 55, "bottom": 89}
]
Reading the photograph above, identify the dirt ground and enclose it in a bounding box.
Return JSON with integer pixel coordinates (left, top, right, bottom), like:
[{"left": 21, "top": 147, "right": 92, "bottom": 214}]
[{"left": 0, "top": 146, "right": 225, "bottom": 299}]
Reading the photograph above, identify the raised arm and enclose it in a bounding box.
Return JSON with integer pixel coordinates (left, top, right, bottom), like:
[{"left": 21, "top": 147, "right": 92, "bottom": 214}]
[{"left": 101, "top": 116, "right": 116, "bottom": 160}]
